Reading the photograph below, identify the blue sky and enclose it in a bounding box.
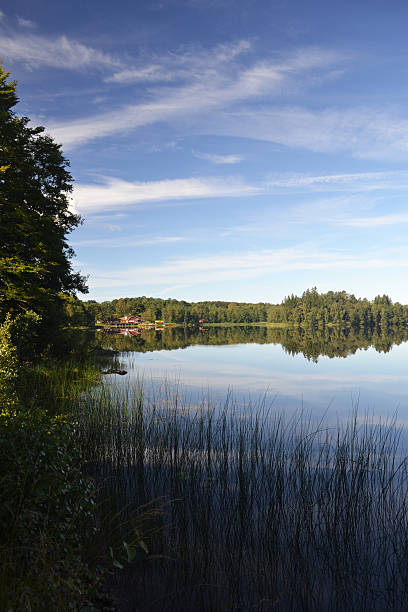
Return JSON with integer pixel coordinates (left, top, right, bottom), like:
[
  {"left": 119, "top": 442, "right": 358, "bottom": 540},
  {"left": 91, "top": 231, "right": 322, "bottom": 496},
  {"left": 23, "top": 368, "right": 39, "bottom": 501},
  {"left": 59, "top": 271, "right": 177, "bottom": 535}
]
[{"left": 3, "top": 0, "right": 408, "bottom": 304}]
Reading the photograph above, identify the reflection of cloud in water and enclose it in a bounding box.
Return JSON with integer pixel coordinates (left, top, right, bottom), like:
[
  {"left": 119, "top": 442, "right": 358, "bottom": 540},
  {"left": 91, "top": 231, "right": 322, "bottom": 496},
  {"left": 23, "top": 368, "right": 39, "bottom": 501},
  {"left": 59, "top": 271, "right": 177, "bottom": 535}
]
[
  {"left": 125, "top": 354, "right": 408, "bottom": 390},
  {"left": 117, "top": 343, "right": 408, "bottom": 422}
]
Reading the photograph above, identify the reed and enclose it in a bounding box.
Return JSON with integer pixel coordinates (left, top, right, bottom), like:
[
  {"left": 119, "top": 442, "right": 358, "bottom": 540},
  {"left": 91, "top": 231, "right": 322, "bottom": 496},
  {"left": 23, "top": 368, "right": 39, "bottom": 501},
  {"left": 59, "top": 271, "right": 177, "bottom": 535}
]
[{"left": 76, "top": 375, "right": 408, "bottom": 611}]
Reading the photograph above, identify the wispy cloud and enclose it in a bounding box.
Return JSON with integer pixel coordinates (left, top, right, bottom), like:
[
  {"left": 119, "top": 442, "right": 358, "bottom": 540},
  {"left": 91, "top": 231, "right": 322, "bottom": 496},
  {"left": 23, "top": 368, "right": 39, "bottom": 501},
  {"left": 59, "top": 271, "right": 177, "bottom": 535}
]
[
  {"left": 72, "top": 175, "right": 262, "bottom": 213},
  {"left": 16, "top": 16, "right": 36, "bottom": 28},
  {"left": 209, "top": 106, "right": 408, "bottom": 160},
  {"left": 149, "top": 140, "right": 180, "bottom": 152},
  {"left": 193, "top": 151, "right": 244, "bottom": 164},
  {"left": 265, "top": 170, "right": 408, "bottom": 191},
  {"left": 72, "top": 235, "right": 185, "bottom": 247},
  {"left": 50, "top": 66, "right": 283, "bottom": 147},
  {"left": 344, "top": 213, "right": 408, "bottom": 228},
  {"left": 48, "top": 45, "right": 345, "bottom": 149},
  {"left": 0, "top": 33, "right": 122, "bottom": 70},
  {"left": 105, "top": 40, "right": 252, "bottom": 84},
  {"left": 106, "top": 64, "right": 167, "bottom": 84},
  {"left": 87, "top": 246, "right": 408, "bottom": 290},
  {"left": 7, "top": 29, "right": 408, "bottom": 162},
  {"left": 72, "top": 170, "right": 408, "bottom": 215}
]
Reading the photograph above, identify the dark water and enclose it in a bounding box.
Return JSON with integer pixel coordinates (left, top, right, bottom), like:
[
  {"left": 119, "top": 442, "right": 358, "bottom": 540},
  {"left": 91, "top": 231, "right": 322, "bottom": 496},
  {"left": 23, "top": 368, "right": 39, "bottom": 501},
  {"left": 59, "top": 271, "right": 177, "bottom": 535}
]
[{"left": 96, "top": 325, "right": 408, "bottom": 424}]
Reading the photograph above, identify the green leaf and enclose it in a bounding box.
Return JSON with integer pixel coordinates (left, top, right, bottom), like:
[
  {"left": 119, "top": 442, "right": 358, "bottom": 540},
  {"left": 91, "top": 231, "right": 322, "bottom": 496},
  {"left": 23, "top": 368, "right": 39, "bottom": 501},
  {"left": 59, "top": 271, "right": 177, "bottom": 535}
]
[
  {"left": 123, "top": 541, "right": 137, "bottom": 562},
  {"left": 113, "top": 559, "right": 124, "bottom": 570},
  {"left": 135, "top": 529, "right": 149, "bottom": 554}
]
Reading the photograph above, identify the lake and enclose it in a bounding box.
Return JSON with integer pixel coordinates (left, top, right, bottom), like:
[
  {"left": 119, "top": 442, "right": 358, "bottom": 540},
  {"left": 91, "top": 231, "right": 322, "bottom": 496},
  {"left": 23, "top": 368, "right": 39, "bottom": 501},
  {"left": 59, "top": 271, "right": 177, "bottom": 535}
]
[{"left": 97, "top": 325, "right": 408, "bottom": 426}]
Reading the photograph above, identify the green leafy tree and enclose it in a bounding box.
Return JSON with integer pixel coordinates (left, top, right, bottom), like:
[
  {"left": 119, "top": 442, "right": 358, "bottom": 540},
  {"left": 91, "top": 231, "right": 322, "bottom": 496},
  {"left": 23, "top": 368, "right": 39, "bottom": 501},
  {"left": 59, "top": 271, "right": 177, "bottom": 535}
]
[{"left": 0, "top": 65, "right": 87, "bottom": 348}]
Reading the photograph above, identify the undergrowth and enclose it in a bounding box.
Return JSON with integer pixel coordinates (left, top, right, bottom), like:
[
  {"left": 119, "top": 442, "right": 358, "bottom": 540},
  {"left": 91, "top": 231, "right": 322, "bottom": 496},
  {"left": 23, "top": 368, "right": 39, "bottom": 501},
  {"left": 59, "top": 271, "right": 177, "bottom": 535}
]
[
  {"left": 0, "top": 318, "right": 117, "bottom": 611},
  {"left": 0, "top": 406, "right": 103, "bottom": 611}
]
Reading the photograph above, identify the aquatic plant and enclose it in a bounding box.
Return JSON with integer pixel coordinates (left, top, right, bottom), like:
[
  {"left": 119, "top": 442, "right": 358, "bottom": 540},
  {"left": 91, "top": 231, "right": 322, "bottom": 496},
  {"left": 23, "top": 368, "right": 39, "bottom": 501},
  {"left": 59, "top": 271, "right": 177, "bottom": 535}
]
[{"left": 77, "top": 377, "right": 408, "bottom": 611}]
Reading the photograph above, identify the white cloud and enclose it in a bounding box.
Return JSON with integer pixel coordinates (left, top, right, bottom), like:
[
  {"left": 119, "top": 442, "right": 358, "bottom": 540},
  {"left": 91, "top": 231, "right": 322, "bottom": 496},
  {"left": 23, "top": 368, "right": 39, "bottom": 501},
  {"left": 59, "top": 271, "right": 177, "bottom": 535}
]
[
  {"left": 48, "top": 45, "right": 345, "bottom": 149},
  {"left": 39, "top": 36, "right": 408, "bottom": 161},
  {"left": 72, "top": 170, "right": 408, "bottom": 215},
  {"left": 0, "top": 10, "right": 5, "bottom": 21},
  {"left": 72, "top": 235, "right": 185, "bottom": 247},
  {"left": 275, "top": 47, "right": 345, "bottom": 72},
  {"left": 344, "top": 213, "right": 408, "bottom": 228},
  {"left": 87, "top": 246, "right": 408, "bottom": 290},
  {"left": 72, "top": 175, "right": 262, "bottom": 213},
  {"left": 8, "top": 32, "right": 406, "bottom": 161},
  {"left": 265, "top": 170, "right": 408, "bottom": 191},
  {"left": 208, "top": 106, "right": 408, "bottom": 160},
  {"left": 50, "top": 64, "right": 284, "bottom": 148},
  {"left": 105, "top": 39, "right": 252, "bottom": 84},
  {"left": 16, "top": 16, "right": 36, "bottom": 28},
  {"left": 150, "top": 140, "right": 179, "bottom": 152},
  {"left": 0, "top": 33, "right": 121, "bottom": 70},
  {"left": 193, "top": 151, "right": 244, "bottom": 164},
  {"left": 106, "top": 64, "right": 167, "bottom": 84}
]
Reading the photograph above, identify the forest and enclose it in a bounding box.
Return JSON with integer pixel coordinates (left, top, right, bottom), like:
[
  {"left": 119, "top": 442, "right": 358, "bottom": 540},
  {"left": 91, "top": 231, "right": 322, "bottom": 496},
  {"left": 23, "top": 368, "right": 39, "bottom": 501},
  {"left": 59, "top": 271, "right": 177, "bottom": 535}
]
[{"left": 73, "top": 287, "right": 408, "bottom": 329}]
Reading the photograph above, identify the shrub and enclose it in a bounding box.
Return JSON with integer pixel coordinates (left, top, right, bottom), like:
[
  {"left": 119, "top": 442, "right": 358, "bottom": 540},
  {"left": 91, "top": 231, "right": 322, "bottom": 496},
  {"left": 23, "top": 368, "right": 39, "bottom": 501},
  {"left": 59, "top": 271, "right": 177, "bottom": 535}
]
[{"left": 0, "top": 407, "right": 102, "bottom": 610}]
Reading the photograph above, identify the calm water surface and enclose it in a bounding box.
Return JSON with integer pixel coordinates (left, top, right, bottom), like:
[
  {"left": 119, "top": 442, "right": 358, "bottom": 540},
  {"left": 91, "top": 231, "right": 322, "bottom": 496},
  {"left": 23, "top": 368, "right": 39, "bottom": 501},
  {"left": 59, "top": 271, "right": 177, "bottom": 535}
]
[{"left": 98, "top": 326, "right": 408, "bottom": 424}]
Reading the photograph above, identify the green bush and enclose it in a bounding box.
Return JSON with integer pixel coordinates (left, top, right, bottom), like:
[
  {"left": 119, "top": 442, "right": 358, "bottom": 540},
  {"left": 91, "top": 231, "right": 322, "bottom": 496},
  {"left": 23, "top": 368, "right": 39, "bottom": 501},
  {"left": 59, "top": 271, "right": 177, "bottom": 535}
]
[
  {"left": 0, "top": 406, "right": 102, "bottom": 610},
  {"left": 0, "top": 318, "right": 105, "bottom": 610},
  {"left": 7, "top": 310, "right": 42, "bottom": 362}
]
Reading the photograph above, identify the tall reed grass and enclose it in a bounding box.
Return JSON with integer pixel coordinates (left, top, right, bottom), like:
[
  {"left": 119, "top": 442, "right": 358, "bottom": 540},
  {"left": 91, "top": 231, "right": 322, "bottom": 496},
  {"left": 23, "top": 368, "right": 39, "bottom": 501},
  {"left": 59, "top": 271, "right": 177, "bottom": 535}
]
[{"left": 76, "top": 376, "right": 408, "bottom": 611}]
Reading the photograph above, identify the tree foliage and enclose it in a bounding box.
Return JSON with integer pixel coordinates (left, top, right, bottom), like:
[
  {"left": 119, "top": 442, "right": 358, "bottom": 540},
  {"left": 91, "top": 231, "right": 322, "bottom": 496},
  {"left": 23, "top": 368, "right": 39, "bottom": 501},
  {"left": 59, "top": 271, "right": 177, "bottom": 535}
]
[
  {"left": 0, "top": 64, "right": 87, "bottom": 345},
  {"left": 80, "top": 288, "right": 408, "bottom": 330}
]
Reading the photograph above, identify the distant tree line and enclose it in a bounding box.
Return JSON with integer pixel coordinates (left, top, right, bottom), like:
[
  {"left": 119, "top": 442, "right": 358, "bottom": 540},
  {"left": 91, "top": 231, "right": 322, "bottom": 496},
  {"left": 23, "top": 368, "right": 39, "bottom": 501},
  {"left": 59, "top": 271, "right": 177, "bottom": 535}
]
[
  {"left": 69, "top": 288, "right": 408, "bottom": 330},
  {"left": 276, "top": 288, "right": 408, "bottom": 329}
]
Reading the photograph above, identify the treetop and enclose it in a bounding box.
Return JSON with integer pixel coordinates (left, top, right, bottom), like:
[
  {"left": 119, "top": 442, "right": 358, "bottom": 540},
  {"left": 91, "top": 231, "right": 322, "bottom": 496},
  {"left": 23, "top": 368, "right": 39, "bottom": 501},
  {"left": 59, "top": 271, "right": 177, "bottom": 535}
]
[{"left": 0, "top": 64, "right": 18, "bottom": 114}]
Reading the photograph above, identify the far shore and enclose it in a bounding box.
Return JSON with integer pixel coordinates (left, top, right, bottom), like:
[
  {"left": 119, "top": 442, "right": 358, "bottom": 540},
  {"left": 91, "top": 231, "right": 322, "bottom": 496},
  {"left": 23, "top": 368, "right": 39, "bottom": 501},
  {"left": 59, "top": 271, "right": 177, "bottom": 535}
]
[{"left": 92, "top": 320, "right": 359, "bottom": 330}]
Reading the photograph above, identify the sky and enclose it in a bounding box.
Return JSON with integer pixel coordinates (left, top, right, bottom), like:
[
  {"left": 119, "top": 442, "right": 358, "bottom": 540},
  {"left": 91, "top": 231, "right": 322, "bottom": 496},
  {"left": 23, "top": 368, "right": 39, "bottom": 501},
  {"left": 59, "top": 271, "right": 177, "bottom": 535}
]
[{"left": 2, "top": 0, "right": 408, "bottom": 305}]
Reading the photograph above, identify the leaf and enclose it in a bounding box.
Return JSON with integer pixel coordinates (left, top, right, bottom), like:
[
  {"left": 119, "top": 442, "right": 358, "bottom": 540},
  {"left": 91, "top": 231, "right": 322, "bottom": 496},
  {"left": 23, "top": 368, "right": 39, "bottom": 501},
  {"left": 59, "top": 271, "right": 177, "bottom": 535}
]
[
  {"left": 113, "top": 559, "right": 124, "bottom": 570},
  {"left": 135, "top": 529, "right": 149, "bottom": 554},
  {"left": 123, "top": 541, "right": 137, "bottom": 562}
]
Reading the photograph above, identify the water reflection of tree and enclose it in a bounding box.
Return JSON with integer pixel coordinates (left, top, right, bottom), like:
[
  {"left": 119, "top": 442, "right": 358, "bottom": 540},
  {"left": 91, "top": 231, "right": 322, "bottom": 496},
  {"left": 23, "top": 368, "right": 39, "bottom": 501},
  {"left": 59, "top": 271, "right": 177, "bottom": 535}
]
[{"left": 96, "top": 325, "right": 408, "bottom": 362}]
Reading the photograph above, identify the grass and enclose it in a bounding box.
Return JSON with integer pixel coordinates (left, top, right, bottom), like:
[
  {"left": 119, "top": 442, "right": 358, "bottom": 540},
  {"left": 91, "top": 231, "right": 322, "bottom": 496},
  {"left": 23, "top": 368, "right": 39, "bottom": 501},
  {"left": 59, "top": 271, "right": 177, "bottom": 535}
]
[{"left": 75, "top": 376, "right": 408, "bottom": 611}]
